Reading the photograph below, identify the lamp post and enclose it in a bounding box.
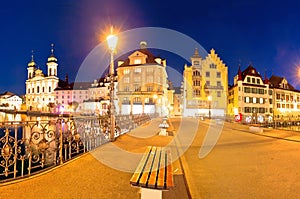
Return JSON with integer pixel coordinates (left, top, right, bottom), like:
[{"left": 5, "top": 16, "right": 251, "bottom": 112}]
[
  {"left": 208, "top": 95, "right": 212, "bottom": 119},
  {"left": 106, "top": 27, "right": 118, "bottom": 141}
]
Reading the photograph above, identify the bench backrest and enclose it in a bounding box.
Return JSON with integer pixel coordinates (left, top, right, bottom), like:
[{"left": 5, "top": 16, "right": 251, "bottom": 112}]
[{"left": 130, "top": 146, "right": 174, "bottom": 190}]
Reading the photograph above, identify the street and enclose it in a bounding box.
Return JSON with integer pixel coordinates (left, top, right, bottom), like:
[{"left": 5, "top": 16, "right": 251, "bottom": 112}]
[{"left": 173, "top": 118, "right": 300, "bottom": 198}]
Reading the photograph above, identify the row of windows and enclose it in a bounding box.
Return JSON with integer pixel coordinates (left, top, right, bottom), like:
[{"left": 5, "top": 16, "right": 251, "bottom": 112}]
[
  {"left": 205, "top": 81, "right": 222, "bottom": 87},
  {"left": 205, "top": 71, "right": 221, "bottom": 78},
  {"left": 244, "top": 87, "right": 266, "bottom": 94},
  {"left": 276, "top": 94, "right": 300, "bottom": 102},
  {"left": 28, "top": 86, "right": 52, "bottom": 94},
  {"left": 276, "top": 103, "right": 300, "bottom": 109},
  {"left": 244, "top": 107, "right": 268, "bottom": 113},
  {"left": 244, "top": 97, "right": 266, "bottom": 104},
  {"left": 123, "top": 97, "right": 156, "bottom": 104},
  {"left": 246, "top": 77, "right": 262, "bottom": 85}
]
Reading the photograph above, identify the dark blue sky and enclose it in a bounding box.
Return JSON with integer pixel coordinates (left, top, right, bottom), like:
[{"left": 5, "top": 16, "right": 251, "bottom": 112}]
[{"left": 1, "top": 0, "right": 300, "bottom": 95}]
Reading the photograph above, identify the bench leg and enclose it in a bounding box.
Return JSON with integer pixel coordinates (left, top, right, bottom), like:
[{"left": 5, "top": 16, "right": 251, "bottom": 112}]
[{"left": 140, "top": 188, "right": 162, "bottom": 199}]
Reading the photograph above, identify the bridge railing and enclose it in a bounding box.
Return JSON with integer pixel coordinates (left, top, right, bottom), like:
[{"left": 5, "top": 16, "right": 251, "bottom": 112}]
[{"left": 0, "top": 113, "right": 154, "bottom": 183}]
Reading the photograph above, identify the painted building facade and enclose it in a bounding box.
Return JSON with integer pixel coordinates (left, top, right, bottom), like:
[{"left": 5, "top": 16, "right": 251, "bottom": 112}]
[
  {"left": 182, "top": 48, "right": 228, "bottom": 117},
  {"left": 116, "top": 41, "right": 171, "bottom": 116},
  {"left": 228, "top": 65, "right": 271, "bottom": 123}
]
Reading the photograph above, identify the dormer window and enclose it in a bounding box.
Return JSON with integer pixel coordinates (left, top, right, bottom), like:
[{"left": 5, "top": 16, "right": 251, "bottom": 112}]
[{"left": 134, "top": 59, "right": 141, "bottom": 64}]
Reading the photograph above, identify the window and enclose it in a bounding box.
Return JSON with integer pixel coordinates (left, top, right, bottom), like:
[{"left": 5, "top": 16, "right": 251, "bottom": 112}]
[
  {"left": 256, "top": 79, "right": 260, "bottom": 84},
  {"left": 206, "top": 81, "right": 210, "bottom": 86},
  {"left": 193, "top": 70, "right": 201, "bottom": 76},
  {"left": 251, "top": 88, "right": 257, "bottom": 94},
  {"left": 193, "top": 80, "right": 201, "bottom": 86},
  {"left": 147, "top": 76, "right": 153, "bottom": 83},
  {"left": 206, "top": 72, "right": 210, "bottom": 77},
  {"left": 252, "top": 78, "right": 255, "bottom": 83},
  {"left": 217, "top": 91, "right": 221, "bottom": 97},
  {"left": 134, "top": 59, "right": 141, "bottom": 64},
  {"left": 217, "top": 72, "right": 221, "bottom": 78},
  {"left": 209, "top": 63, "right": 216, "bottom": 69},
  {"left": 134, "top": 85, "right": 141, "bottom": 91},
  {"left": 28, "top": 89, "right": 30, "bottom": 94},
  {"left": 146, "top": 68, "right": 153, "bottom": 73},
  {"left": 193, "top": 90, "right": 201, "bottom": 97},
  {"left": 49, "top": 86, "right": 51, "bottom": 92},
  {"left": 147, "top": 86, "right": 153, "bottom": 92},
  {"left": 269, "top": 99, "right": 272, "bottom": 104},
  {"left": 253, "top": 97, "right": 256, "bottom": 103},
  {"left": 194, "top": 61, "right": 199, "bottom": 65},
  {"left": 217, "top": 81, "right": 221, "bottom": 87},
  {"left": 124, "top": 77, "right": 130, "bottom": 83},
  {"left": 134, "top": 76, "right": 141, "bottom": 82},
  {"left": 244, "top": 87, "right": 250, "bottom": 93},
  {"left": 276, "top": 94, "right": 280, "bottom": 100},
  {"left": 133, "top": 97, "right": 141, "bottom": 103},
  {"left": 124, "top": 69, "right": 130, "bottom": 74},
  {"left": 247, "top": 77, "right": 251, "bottom": 83},
  {"left": 37, "top": 86, "right": 40, "bottom": 93},
  {"left": 269, "top": 90, "right": 273, "bottom": 95},
  {"left": 245, "top": 97, "right": 249, "bottom": 103},
  {"left": 260, "top": 98, "right": 264, "bottom": 104},
  {"left": 124, "top": 86, "right": 130, "bottom": 92},
  {"left": 134, "top": 67, "right": 141, "bottom": 73}
]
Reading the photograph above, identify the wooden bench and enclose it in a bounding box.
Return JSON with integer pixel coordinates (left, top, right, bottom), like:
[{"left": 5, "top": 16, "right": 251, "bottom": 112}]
[{"left": 130, "top": 146, "right": 174, "bottom": 199}]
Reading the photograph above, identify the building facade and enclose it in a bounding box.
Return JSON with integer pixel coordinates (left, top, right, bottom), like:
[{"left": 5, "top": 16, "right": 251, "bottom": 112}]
[
  {"left": 269, "top": 75, "right": 300, "bottom": 121},
  {"left": 227, "top": 65, "right": 271, "bottom": 123},
  {"left": 0, "top": 92, "right": 22, "bottom": 110},
  {"left": 116, "top": 41, "right": 171, "bottom": 116},
  {"left": 25, "top": 46, "right": 63, "bottom": 111},
  {"left": 182, "top": 48, "right": 228, "bottom": 117}
]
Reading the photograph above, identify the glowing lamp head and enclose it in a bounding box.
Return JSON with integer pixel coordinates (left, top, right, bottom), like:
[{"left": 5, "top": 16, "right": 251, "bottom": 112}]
[
  {"left": 106, "top": 34, "right": 118, "bottom": 51},
  {"left": 208, "top": 95, "right": 212, "bottom": 101}
]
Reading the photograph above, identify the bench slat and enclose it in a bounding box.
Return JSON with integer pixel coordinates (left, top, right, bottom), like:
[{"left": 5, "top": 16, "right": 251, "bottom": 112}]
[
  {"left": 156, "top": 149, "right": 166, "bottom": 189},
  {"left": 139, "top": 146, "right": 157, "bottom": 187},
  {"left": 130, "top": 146, "right": 152, "bottom": 185},
  {"left": 165, "top": 149, "right": 174, "bottom": 188},
  {"left": 147, "top": 147, "right": 161, "bottom": 188}
]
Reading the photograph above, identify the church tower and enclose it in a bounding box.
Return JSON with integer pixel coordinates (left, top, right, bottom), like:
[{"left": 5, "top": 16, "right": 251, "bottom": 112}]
[
  {"left": 47, "top": 44, "right": 58, "bottom": 77},
  {"left": 27, "top": 50, "right": 36, "bottom": 79}
]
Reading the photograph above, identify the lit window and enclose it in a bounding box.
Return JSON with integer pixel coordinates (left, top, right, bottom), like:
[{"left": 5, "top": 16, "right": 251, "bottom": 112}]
[
  {"left": 124, "top": 69, "right": 130, "bottom": 74},
  {"left": 134, "top": 59, "right": 142, "bottom": 64}
]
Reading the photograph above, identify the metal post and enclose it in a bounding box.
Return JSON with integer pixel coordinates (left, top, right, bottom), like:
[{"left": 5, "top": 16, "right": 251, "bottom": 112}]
[{"left": 110, "top": 52, "right": 115, "bottom": 141}]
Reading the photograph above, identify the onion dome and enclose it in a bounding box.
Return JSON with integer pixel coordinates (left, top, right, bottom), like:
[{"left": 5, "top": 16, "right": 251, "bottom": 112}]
[
  {"left": 28, "top": 50, "right": 36, "bottom": 67},
  {"left": 47, "top": 43, "right": 58, "bottom": 63}
]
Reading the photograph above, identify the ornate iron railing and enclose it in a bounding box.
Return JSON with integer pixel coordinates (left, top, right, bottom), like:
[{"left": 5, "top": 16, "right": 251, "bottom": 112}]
[{"left": 0, "top": 114, "right": 154, "bottom": 183}]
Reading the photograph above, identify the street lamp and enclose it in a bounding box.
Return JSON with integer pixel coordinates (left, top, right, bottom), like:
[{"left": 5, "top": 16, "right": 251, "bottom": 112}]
[
  {"left": 208, "top": 95, "right": 212, "bottom": 119},
  {"left": 106, "top": 27, "right": 118, "bottom": 141}
]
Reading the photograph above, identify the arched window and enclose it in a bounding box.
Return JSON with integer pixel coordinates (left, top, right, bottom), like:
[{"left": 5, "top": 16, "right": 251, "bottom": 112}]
[
  {"left": 49, "top": 86, "right": 51, "bottom": 93},
  {"left": 37, "top": 86, "right": 40, "bottom": 93},
  {"left": 49, "top": 68, "right": 52, "bottom": 76}
]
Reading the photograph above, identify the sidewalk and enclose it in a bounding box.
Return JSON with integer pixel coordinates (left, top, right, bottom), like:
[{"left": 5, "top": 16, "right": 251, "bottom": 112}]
[
  {"left": 228, "top": 122, "right": 300, "bottom": 142},
  {"left": 0, "top": 117, "right": 189, "bottom": 199}
]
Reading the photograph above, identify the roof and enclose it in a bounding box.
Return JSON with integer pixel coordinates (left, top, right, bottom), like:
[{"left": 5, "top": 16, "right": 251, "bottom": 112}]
[
  {"left": 238, "top": 65, "right": 262, "bottom": 81},
  {"left": 269, "top": 75, "right": 295, "bottom": 90},
  {"left": 118, "top": 48, "right": 165, "bottom": 67},
  {"left": 54, "top": 81, "right": 92, "bottom": 91}
]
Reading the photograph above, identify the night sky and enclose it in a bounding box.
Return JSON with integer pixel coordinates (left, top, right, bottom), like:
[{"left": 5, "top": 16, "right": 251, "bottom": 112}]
[{"left": 1, "top": 0, "right": 300, "bottom": 95}]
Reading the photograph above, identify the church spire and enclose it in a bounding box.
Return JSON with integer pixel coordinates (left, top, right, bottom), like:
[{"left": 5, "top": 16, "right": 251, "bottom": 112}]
[
  {"left": 47, "top": 43, "right": 57, "bottom": 63},
  {"left": 28, "top": 49, "right": 36, "bottom": 67},
  {"left": 237, "top": 63, "right": 242, "bottom": 81}
]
